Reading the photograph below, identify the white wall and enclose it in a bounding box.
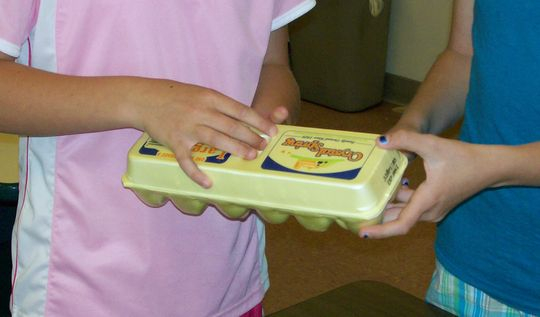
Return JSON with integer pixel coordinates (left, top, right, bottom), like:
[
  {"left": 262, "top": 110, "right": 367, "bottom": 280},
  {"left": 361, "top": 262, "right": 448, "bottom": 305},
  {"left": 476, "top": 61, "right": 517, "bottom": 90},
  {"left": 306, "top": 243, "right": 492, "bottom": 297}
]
[{"left": 386, "top": 0, "right": 454, "bottom": 81}]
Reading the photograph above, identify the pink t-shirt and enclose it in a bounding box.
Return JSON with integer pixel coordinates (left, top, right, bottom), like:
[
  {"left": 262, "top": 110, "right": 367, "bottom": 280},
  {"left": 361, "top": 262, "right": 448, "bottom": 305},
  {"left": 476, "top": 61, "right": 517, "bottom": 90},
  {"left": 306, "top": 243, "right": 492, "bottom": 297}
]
[{"left": 0, "top": 1, "right": 315, "bottom": 316}]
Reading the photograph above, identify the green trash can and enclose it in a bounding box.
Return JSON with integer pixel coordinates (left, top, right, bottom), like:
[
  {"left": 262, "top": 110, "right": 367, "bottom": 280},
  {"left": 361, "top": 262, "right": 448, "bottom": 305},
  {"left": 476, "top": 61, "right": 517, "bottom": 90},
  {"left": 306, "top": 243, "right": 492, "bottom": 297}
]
[
  {"left": 0, "top": 133, "right": 18, "bottom": 316},
  {"left": 289, "top": 0, "right": 391, "bottom": 112}
]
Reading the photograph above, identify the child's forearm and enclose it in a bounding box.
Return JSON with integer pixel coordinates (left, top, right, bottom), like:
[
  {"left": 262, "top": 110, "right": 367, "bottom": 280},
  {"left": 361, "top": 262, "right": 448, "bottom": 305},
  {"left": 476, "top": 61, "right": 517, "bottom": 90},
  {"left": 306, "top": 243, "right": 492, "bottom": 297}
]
[
  {"left": 0, "top": 58, "right": 150, "bottom": 136},
  {"left": 397, "top": 48, "right": 471, "bottom": 135},
  {"left": 0, "top": 58, "right": 276, "bottom": 139},
  {"left": 251, "top": 63, "right": 300, "bottom": 125},
  {"left": 396, "top": 0, "right": 474, "bottom": 136},
  {"left": 0, "top": 56, "right": 280, "bottom": 187},
  {"left": 251, "top": 26, "right": 300, "bottom": 125},
  {"left": 489, "top": 142, "right": 540, "bottom": 187}
]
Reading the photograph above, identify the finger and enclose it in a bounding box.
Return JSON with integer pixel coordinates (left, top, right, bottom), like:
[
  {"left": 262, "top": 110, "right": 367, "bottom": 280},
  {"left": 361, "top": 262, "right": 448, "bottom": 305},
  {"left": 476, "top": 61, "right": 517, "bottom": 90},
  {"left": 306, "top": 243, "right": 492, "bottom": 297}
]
[
  {"left": 418, "top": 208, "right": 445, "bottom": 222},
  {"left": 382, "top": 206, "right": 403, "bottom": 223},
  {"left": 270, "top": 106, "right": 289, "bottom": 124},
  {"left": 359, "top": 184, "right": 434, "bottom": 239},
  {"left": 395, "top": 187, "right": 414, "bottom": 203},
  {"left": 197, "top": 127, "right": 259, "bottom": 160},
  {"left": 377, "top": 130, "right": 436, "bottom": 159},
  {"left": 217, "top": 100, "right": 278, "bottom": 137},
  {"left": 382, "top": 202, "right": 435, "bottom": 224},
  {"left": 385, "top": 202, "right": 407, "bottom": 210},
  {"left": 175, "top": 151, "right": 212, "bottom": 188},
  {"left": 377, "top": 134, "right": 418, "bottom": 161},
  {"left": 202, "top": 114, "right": 268, "bottom": 151}
]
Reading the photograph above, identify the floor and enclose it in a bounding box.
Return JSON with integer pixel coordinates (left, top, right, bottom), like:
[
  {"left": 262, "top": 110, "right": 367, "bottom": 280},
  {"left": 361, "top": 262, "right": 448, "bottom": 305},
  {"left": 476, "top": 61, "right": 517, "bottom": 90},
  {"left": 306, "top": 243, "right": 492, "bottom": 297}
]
[{"left": 263, "top": 100, "right": 460, "bottom": 314}]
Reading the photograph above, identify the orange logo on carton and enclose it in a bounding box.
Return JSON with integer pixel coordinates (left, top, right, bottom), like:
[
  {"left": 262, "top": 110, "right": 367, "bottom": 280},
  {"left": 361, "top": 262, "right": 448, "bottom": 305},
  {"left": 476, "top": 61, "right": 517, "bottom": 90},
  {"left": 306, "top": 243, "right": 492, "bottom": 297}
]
[
  {"left": 157, "top": 152, "right": 175, "bottom": 159},
  {"left": 281, "top": 138, "right": 363, "bottom": 162},
  {"left": 191, "top": 143, "right": 228, "bottom": 161},
  {"left": 141, "top": 139, "right": 229, "bottom": 164}
]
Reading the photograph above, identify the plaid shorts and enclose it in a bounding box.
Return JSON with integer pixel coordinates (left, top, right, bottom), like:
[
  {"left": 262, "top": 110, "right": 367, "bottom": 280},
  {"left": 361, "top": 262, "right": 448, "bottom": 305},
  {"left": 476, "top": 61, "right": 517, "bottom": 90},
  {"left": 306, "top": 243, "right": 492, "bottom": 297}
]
[{"left": 426, "top": 261, "right": 537, "bottom": 317}]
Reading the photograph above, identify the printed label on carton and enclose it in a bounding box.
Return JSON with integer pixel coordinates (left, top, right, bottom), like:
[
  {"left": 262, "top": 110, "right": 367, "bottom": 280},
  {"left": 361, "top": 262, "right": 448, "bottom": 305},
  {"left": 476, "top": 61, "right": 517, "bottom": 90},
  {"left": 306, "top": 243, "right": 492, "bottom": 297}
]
[
  {"left": 190, "top": 143, "right": 231, "bottom": 164},
  {"left": 383, "top": 157, "right": 400, "bottom": 185},
  {"left": 261, "top": 131, "right": 374, "bottom": 180},
  {"left": 139, "top": 139, "right": 231, "bottom": 164}
]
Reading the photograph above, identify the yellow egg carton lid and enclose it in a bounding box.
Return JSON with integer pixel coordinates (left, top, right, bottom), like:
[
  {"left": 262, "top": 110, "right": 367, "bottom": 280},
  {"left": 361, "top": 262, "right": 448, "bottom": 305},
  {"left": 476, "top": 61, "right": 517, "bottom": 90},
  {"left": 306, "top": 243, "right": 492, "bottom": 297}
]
[{"left": 122, "top": 125, "right": 407, "bottom": 233}]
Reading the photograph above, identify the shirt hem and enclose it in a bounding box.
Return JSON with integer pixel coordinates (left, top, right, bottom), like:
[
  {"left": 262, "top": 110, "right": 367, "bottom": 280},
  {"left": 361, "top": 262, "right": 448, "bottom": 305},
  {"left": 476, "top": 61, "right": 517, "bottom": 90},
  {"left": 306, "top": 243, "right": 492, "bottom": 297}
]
[
  {"left": 0, "top": 38, "right": 21, "bottom": 57},
  {"left": 213, "top": 284, "right": 266, "bottom": 317},
  {"left": 271, "top": 0, "right": 316, "bottom": 31}
]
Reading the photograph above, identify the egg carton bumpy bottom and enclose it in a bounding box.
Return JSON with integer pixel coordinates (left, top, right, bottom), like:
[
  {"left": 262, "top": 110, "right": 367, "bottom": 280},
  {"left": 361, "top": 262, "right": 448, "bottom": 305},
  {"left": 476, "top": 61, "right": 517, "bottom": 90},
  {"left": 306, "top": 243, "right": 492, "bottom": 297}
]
[{"left": 132, "top": 189, "right": 381, "bottom": 233}]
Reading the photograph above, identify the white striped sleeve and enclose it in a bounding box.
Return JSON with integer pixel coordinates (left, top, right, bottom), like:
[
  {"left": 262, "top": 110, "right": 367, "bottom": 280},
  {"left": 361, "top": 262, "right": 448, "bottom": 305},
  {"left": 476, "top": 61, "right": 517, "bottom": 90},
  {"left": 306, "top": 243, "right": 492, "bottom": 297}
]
[{"left": 271, "top": 0, "right": 316, "bottom": 31}]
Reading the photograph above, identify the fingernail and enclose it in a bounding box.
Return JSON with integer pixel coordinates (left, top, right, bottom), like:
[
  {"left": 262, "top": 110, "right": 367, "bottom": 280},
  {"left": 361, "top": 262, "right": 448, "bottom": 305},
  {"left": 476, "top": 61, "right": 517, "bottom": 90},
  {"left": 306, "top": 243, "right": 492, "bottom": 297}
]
[
  {"left": 202, "top": 179, "right": 212, "bottom": 189},
  {"left": 245, "top": 149, "right": 257, "bottom": 160},
  {"left": 401, "top": 178, "right": 409, "bottom": 186},
  {"left": 379, "top": 135, "right": 388, "bottom": 144},
  {"left": 362, "top": 233, "right": 369, "bottom": 239}
]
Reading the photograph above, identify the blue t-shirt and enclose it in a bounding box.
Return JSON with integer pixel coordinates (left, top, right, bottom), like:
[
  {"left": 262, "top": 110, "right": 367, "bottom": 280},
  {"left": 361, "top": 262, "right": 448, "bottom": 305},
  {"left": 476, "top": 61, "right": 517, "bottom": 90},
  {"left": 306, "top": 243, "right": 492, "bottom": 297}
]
[{"left": 435, "top": 0, "right": 540, "bottom": 314}]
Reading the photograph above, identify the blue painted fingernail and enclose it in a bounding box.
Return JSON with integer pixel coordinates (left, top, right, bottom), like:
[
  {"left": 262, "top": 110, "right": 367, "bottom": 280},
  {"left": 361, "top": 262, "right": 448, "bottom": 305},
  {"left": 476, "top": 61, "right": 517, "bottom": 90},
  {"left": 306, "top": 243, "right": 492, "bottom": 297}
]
[
  {"left": 379, "top": 135, "right": 388, "bottom": 144},
  {"left": 402, "top": 178, "right": 409, "bottom": 186},
  {"left": 362, "top": 233, "right": 369, "bottom": 239}
]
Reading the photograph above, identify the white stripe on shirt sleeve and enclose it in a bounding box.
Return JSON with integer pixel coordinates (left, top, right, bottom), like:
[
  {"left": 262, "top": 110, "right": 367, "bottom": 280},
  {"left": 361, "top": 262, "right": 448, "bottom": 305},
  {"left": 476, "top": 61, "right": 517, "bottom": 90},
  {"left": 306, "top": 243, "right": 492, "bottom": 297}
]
[
  {"left": 271, "top": 0, "right": 316, "bottom": 31},
  {"left": 0, "top": 38, "right": 21, "bottom": 57}
]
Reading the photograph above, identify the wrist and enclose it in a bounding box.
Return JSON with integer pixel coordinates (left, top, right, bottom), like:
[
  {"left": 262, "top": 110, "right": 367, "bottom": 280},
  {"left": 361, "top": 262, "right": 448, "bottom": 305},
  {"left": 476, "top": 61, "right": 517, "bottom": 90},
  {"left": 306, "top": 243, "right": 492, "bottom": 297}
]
[
  {"left": 488, "top": 144, "right": 539, "bottom": 187},
  {"left": 480, "top": 145, "right": 519, "bottom": 188},
  {"left": 119, "top": 77, "right": 166, "bottom": 132}
]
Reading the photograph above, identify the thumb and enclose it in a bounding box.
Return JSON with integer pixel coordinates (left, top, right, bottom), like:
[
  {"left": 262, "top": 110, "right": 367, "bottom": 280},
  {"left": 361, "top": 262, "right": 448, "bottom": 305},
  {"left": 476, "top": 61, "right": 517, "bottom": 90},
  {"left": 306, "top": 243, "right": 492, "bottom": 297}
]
[{"left": 377, "top": 130, "right": 434, "bottom": 159}]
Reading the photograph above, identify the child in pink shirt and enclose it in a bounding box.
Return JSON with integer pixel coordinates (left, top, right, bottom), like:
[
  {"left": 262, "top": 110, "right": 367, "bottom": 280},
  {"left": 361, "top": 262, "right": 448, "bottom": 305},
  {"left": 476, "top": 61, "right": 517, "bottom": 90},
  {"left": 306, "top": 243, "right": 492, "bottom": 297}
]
[{"left": 0, "top": 0, "right": 315, "bottom": 316}]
